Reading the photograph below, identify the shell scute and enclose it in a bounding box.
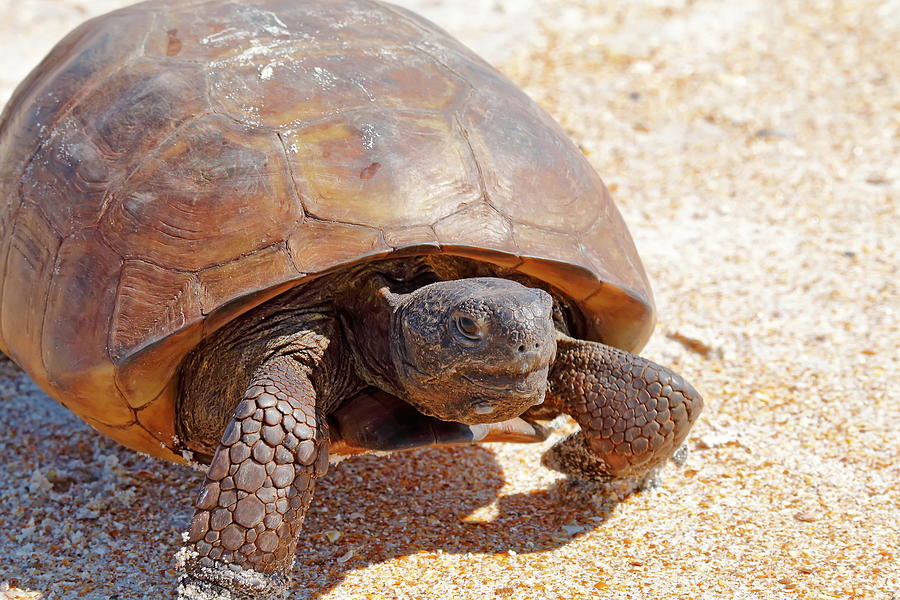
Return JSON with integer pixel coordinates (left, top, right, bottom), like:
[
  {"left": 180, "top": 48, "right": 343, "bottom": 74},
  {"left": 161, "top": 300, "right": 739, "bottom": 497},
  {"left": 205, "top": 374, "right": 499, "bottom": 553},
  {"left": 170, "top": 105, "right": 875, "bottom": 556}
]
[
  {"left": 283, "top": 111, "right": 480, "bottom": 228},
  {"left": 383, "top": 226, "right": 440, "bottom": 253},
  {"left": 42, "top": 229, "right": 132, "bottom": 426},
  {"left": 0, "top": 204, "right": 61, "bottom": 385},
  {"left": 80, "top": 59, "right": 209, "bottom": 162},
  {"left": 136, "top": 383, "right": 180, "bottom": 455},
  {"left": 433, "top": 203, "right": 519, "bottom": 264},
  {"left": 99, "top": 114, "right": 301, "bottom": 271},
  {"left": 287, "top": 219, "right": 389, "bottom": 274},
  {"left": 525, "top": 259, "right": 599, "bottom": 309},
  {"left": 89, "top": 419, "right": 175, "bottom": 461},
  {"left": 198, "top": 243, "right": 299, "bottom": 314},
  {"left": 382, "top": 3, "right": 517, "bottom": 96},
  {"left": 580, "top": 212, "right": 651, "bottom": 309},
  {"left": 143, "top": 2, "right": 297, "bottom": 63},
  {"left": 513, "top": 223, "right": 592, "bottom": 284},
  {"left": 21, "top": 118, "right": 115, "bottom": 236},
  {"left": 460, "top": 92, "right": 605, "bottom": 234},
  {"left": 211, "top": 47, "right": 468, "bottom": 130},
  {"left": 241, "top": 0, "right": 429, "bottom": 50},
  {"left": 144, "top": 0, "right": 424, "bottom": 63},
  {"left": 258, "top": 0, "right": 425, "bottom": 49},
  {"left": 115, "top": 320, "right": 203, "bottom": 411},
  {"left": 0, "top": 10, "right": 148, "bottom": 183},
  {"left": 110, "top": 260, "right": 202, "bottom": 365},
  {"left": 17, "top": 61, "right": 209, "bottom": 239}
]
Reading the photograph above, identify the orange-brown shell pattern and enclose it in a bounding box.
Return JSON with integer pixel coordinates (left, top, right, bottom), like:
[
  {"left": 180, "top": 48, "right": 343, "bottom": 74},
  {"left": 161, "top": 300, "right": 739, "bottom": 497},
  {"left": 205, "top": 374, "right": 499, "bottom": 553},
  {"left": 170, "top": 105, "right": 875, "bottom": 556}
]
[{"left": 0, "top": 0, "right": 653, "bottom": 461}]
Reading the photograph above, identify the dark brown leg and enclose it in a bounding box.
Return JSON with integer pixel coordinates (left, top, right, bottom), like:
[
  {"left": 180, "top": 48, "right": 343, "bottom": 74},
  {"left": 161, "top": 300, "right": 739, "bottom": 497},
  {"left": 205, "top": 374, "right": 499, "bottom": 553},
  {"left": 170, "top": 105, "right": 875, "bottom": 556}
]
[
  {"left": 542, "top": 334, "right": 703, "bottom": 482},
  {"left": 177, "top": 357, "right": 328, "bottom": 600},
  {"left": 327, "top": 387, "right": 550, "bottom": 455}
]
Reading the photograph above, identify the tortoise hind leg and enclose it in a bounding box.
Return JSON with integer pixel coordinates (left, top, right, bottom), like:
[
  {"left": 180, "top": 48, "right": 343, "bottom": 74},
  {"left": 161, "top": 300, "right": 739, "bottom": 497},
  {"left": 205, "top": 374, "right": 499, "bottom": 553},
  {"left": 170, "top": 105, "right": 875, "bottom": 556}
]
[
  {"left": 178, "top": 357, "right": 328, "bottom": 600},
  {"left": 542, "top": 333, "right": 703, "bottom": 483}
]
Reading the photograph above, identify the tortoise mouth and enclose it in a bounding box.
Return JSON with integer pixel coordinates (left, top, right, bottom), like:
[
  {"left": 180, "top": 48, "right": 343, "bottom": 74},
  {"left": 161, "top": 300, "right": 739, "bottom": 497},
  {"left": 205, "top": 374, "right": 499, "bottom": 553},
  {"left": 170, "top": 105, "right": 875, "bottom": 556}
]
[
  {"left": 461, "top": 368, "right": 549, "bottom": 395},
  {"left": 442, "top": 371, "right": 549, "bottom": 424},
  {"left": 451, "top": 392, "right": 547, "bottom": 424},
  {"left": 398, "top": 371, "right": 548, "bottom": 424}
]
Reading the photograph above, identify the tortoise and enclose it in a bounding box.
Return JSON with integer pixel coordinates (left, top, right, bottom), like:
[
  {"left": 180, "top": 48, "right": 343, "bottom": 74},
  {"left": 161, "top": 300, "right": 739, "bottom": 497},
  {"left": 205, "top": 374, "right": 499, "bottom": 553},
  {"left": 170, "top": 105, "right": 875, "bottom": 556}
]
[{"left": 0, "top": 0, "right": 703, "bottom": 598}]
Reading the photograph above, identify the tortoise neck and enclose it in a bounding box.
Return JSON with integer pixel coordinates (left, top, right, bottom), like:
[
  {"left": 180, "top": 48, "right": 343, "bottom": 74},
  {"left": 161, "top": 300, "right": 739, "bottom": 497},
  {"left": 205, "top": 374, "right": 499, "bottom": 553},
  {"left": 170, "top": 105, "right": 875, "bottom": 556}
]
[
  {"left": 336, "top": 279, "right": 405, "bottom": 399},
  {"left": 335, "top": 260, "right": 441, "bottom": 398}
]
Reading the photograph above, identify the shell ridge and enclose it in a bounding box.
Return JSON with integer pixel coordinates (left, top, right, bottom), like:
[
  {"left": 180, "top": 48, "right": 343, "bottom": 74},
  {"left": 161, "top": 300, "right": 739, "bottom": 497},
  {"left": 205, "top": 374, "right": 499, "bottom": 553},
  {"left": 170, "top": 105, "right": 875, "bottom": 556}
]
[
  {"left": 143, "top": 206, "right": 219, "bottom": 239},
  {"left": 34, "top": 240, "right": 61, "bottom": 389},
  {"left": 84, "top": 412, "right": 137, "bottom": 430},
  {"left": 203, "top": 95, "right": 281, "bottom": 132},
  {"left": 576, "top": 206, "right": 605, "bottom": 238},
  {"left": 369, "top": 1, "right": 437, "bottom": 39},
  {"left": 408, "top": 42, "right": 477, "bottom": 96},
  {"left": 296, "top": 106, "right": 447, "bottom": 128},
  {"left": 103, "top": 242, "right": 302, "bottom": 300},
  {"left": 288, "top": 214, "right": 385, "bottom": 234},
  {"left": 374, "top": 0, "right": 501, "bottom": 90},
  {"left": 448, "top": 114, "right": 523, "bottom": 259},
  {"left": 273, "top": 130, "right": 307, "bottom": 236},
  {"left": 227, "top": 104, "right": 446, "bottom": 135},
  {"left": 277, "top": 240, "right": 305, "bottom": 280},
  {"left": 136, "top": 6, "right": 160, "bottom": 61},
  {"left": 383, "top": 223, "right": 441, "bottom": 252},
  {"left": 451, "top": 114, "right": 496, "bottom": 213}
]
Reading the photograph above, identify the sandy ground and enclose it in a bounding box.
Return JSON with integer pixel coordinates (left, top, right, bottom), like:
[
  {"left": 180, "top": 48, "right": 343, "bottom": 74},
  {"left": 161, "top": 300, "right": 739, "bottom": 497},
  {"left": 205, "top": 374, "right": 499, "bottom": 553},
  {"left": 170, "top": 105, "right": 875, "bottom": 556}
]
[{"left": 0, "top": 0, "right": 898, "bottom": 599}]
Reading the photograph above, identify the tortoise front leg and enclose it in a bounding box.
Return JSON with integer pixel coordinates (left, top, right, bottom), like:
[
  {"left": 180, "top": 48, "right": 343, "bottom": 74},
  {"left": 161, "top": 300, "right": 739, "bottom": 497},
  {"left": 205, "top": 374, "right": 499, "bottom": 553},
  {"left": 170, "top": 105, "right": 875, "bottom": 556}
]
[
  {"left": 328, "top": 387, "right": 550, "bottom": 455},
  {"left": 542, "top": 333, "right": 703, "bottom": 482},
  {"left": 178, "top": 357, "right": 329, "bottom": 600}
]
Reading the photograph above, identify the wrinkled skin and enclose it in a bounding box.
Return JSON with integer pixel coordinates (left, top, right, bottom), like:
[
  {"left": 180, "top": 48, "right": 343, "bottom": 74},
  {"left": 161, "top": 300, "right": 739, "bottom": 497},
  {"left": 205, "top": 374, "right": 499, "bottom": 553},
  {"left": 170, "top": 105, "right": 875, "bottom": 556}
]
[{"left": 176, "top": 263, "right": 702, "bottom": 599}]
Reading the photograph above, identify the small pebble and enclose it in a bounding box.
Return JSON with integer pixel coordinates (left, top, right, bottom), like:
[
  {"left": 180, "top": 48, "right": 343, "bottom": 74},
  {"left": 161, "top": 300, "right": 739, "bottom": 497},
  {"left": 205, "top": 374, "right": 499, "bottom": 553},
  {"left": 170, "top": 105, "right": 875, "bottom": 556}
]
[{"left": 794, "top": 510, "right": 823, "bottom": 523}]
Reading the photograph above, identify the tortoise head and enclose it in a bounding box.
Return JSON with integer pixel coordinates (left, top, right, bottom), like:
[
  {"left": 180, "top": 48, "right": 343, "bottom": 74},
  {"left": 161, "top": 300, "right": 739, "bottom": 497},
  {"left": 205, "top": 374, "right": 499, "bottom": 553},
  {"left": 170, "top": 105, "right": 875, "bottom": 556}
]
[{"left": 385, "top": 277, "right": 557, "bottom": 424}]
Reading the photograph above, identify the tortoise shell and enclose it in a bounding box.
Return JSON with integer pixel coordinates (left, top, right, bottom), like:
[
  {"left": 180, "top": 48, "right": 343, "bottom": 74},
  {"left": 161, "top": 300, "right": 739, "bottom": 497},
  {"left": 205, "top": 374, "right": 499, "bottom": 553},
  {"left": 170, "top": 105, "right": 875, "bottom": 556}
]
[{"left": 0, "top": 0, "right": 653, "bottom": 462}]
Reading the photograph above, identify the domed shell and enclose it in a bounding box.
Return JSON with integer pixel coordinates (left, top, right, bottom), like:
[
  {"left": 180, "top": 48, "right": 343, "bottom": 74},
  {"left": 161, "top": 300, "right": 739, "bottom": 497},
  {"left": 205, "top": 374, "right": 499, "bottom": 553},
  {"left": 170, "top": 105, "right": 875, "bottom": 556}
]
[{"left": 0, "top": 0, "right": 653, "bottom": 461}]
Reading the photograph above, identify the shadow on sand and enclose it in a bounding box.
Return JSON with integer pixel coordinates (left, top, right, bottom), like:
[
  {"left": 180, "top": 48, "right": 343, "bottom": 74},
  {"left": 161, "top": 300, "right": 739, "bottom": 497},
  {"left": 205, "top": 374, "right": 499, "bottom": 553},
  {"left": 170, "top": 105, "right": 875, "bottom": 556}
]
[
  {"left": 1, "top": 359, "right": 629, "bottom": 599},
  {"left": 283, "top": 444, "right": 625, "bottom": 599}
]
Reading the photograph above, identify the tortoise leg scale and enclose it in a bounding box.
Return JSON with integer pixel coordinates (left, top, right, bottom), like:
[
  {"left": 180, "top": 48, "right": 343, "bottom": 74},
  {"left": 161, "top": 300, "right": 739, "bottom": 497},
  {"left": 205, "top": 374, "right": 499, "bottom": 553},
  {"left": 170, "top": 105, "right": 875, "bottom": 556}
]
[
  {"left": 542, "top": 334, "right": 703, "bottom": 482},
  {"left": 178, "top": 357, "right": 329, "bottom": 600}
]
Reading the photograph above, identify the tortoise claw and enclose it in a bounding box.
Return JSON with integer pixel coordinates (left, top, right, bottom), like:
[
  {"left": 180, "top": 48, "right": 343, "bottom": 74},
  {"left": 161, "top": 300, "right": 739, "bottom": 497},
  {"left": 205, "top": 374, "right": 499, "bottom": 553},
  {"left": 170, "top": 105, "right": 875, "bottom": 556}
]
[
  {"left": 176, "top": 557, "right": 287, "bottom": 600},
  {"left": 475, "top": 417, "right": 552, "bottom": 444},
  {"left": 541, "top": 431, "right": 615, "bottom": 483}
]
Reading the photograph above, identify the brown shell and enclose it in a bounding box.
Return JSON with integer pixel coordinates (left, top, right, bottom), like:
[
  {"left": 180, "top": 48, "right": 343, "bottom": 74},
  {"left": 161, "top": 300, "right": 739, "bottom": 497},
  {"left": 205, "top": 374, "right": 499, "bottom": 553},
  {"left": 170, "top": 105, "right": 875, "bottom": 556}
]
[{"left": 0, "top": 0, "right": 653, "bottom": 461}]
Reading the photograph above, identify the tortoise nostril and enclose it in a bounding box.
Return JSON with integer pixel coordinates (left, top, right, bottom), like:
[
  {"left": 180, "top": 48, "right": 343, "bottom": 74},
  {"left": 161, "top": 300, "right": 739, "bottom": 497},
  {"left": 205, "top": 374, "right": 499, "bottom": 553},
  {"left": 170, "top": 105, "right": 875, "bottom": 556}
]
[{"left": 517, "top": 344, "right": 526, "bottom": 353}]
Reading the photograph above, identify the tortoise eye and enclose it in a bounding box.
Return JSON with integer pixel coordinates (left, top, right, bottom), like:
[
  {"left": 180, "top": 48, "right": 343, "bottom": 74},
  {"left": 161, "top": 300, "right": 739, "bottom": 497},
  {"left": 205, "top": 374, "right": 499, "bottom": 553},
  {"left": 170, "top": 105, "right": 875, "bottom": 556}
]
[{"left": 454, "top": 315, "right": 482, "bottom": 340}]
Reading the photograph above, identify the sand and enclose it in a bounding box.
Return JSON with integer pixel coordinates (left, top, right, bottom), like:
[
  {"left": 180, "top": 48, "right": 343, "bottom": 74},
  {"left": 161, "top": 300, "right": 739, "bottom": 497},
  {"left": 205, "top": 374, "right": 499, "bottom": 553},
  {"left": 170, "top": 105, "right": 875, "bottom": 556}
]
[{"left": 1, "top": 0, "right": 898, "bottom": 599}]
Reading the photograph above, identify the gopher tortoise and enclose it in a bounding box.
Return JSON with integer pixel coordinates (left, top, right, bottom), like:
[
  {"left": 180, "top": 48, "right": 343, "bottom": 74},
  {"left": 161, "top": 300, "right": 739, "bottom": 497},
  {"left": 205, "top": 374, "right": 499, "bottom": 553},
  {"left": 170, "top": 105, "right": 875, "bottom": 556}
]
[{"left": 0, "top": 0, "right": 702, "bottom": 597}]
